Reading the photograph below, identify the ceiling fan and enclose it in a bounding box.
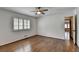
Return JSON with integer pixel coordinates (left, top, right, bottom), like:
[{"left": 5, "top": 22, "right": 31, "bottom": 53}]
[{"left": 32, "top": 7, "right": 48, "bottom": 15}]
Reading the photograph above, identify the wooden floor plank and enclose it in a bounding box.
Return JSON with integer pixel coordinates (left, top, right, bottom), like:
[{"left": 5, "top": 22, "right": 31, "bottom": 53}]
[{"left": 0, "top": 35, "right": 79, "bottom": 52}]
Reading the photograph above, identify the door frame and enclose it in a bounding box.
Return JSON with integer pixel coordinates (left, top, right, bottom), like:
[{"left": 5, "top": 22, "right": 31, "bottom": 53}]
[{"left": 64, "top": 16, "right": 77, "bottom": 46}]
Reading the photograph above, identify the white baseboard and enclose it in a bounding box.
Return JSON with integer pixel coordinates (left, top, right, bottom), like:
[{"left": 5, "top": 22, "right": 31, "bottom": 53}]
[
  {"left": 0, "top": 34, "right": 36, "bottom": 46},
  {"left": 38, "top": 34, "right": 65, "bottom": 40}
]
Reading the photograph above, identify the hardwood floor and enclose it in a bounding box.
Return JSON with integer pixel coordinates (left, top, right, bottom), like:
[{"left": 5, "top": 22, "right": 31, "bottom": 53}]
[{"left": 0, "top": 35, "right": 79, "bottom": 52}]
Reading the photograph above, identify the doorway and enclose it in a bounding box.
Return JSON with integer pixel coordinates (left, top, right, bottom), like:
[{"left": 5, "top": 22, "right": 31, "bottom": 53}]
[{"left": 64, "top": 16, "right": 77, "bottom": 45}]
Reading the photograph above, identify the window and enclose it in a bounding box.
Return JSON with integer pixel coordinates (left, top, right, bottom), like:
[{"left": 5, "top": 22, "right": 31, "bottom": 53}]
[
  {"left": 13, "top": 18, "right": 18, "bottom": 30},
  {"left": 65, "top": 21, "right": 70, "bottom": 28},
  {"left": 24, "top": 19, "right": 30, "bottom": 29},
  {"left": 13, "top": 17, "right": 30, "bottom": 31},
  {"left": 65, "top": 23, "right": 70, "bottom": 28}
]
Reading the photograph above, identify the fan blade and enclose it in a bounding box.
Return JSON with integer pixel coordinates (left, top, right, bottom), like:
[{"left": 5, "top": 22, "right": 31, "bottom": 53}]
[
  {"left": 42, "top": 9, "right": 48, "bottom": 11},
  {"left": 42, "top": 12, "right": 45, "bottom": 14}
]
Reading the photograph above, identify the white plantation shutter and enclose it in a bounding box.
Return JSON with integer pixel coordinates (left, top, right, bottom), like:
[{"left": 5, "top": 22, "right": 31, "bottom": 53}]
[
  {"left": 24, "top": 19, "right": 30, "bottom": 29},
  {"left": 13, "top": 17, "right": 30, "bottom": 31},
  {"left": 19, "top": 18, "right": 23, "bottom": 30},
  {"left": 13, "top": 18, "right": 19, "bottom": 30}
]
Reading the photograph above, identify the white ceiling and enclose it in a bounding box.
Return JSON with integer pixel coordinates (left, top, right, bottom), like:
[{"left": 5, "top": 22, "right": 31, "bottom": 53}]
[{"left": 2, "top": 7, "right": 76, "bottom": 17}]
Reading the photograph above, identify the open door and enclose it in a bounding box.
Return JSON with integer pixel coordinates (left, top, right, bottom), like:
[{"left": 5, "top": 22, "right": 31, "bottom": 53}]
[{"left": 64, "top": 16, "right": 77, "bottom": 45}]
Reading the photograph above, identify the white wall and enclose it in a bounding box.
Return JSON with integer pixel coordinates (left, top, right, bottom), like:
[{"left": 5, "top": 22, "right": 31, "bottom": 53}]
[
  {"left": 37, "top": 10, "right": 74, "bottom": 39},
  {"left": 0, "top": 8, "right": 37, "bottom": 46},
  {"left": 77, "top": 8, "right": 79, "bottom": 47}
]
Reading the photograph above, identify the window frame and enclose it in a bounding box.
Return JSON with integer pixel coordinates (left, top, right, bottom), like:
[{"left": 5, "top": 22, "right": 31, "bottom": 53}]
[{"left": 13, "top": 17, "right": 31, "bottom": 31}]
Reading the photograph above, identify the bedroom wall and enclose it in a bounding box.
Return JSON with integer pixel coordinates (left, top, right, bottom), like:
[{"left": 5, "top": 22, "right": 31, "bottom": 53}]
[
  {"left": 37, "top": 10, "right": 74, "bottom": 39},
  {"left": 77, "top": 8, "right": 79, "bottom": 47},
  {"left": 0, "top": 8, "right": 37, "bottom": 46}
]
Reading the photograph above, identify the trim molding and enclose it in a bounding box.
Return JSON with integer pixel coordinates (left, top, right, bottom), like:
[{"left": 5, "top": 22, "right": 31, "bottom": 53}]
[
  {"left": 37, "top": 35, "right": 65, "bottom": 40},
  {"left": 0, "top": 35, "right": 65, "bottom": 47},
  {"left": 0, "top": 35, "right": 37, "bottom": 47}
]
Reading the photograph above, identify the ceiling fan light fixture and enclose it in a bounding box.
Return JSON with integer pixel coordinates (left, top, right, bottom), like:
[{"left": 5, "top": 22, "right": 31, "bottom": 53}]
[
  {"left": 32, "top": 7, "right": 48, "bottom": 15},
  {"left": 37, "top": 11, "right": 41, "bottom": 14}
]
